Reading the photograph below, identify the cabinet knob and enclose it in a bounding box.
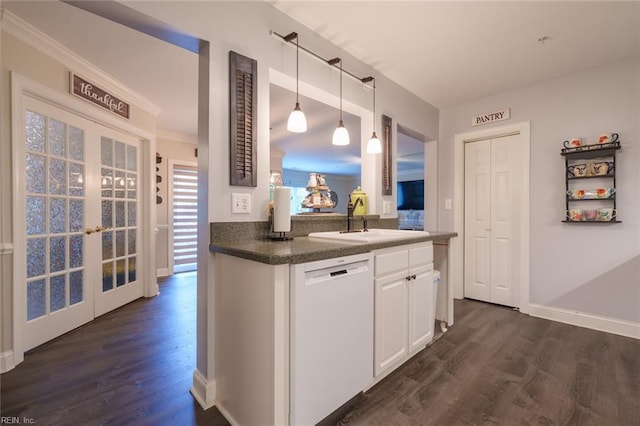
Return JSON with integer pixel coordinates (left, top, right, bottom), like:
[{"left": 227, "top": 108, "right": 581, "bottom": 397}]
[
  {"left": 405, "top": 276, "right": 411, "bottom": 281},
  {"left": 411, "top": 274, "right": 417, "bottom": 280}
]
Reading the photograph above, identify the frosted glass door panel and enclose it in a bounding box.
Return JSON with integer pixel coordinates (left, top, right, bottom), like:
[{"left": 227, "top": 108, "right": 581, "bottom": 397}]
[
  {"left": 95, "top": 132, "right": 143, "bottom": 317},
  {"left": 24, "top": 110, "right": 85, "bottom": 321},
  {"left": 21, "top": 100, "right": 94, "bottom": 351}
]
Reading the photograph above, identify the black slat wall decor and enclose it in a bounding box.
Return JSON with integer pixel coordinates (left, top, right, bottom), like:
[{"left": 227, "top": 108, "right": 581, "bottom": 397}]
[
  {"left": 382, "top": 114, "right": 393, "bottom": 195},
  {"left": 156, "top": 153, "right": 163, "bottom": 204},
  {"left": 229, "top": 51, "right": 257, "bottom": 187}
]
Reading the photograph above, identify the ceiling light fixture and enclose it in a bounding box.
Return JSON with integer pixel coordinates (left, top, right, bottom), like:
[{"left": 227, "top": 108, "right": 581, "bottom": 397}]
[
  {"left": 330, "top": 57, "right": 349, "bottom": 146},
  {"left": 284, "top": 32, "right": 307, "bottom": 133},
  {"left": 362, "top": 76, "right": 381, "bottom": 154}
]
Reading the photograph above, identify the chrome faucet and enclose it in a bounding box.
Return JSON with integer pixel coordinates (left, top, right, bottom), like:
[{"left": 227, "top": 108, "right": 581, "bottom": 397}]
[{"left": 345, "top": 197, "right": 367, "bottom": 233}]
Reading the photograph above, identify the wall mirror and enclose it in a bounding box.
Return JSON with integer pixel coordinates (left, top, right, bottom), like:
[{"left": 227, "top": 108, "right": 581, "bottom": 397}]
[
  {"left": 396, "top": 124, "right": 437, "bottom": 231},
  {"left": 397, "top": 129, "right": 425, "bottom": 230},
  {"left": 269, "top": 84, "right": 361, "bottom": 214}
]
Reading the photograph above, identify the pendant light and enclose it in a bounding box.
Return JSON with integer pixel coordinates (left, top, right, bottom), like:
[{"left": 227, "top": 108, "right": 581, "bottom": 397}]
[
  {"left": 331, "top": 58, "right": 350, "bottom": 146},
  {"left": 363, "top": 77, "right": 382, "bottom": 154},
  {"left": 285, "top": 32, "right": 307, "bottom": 133}
]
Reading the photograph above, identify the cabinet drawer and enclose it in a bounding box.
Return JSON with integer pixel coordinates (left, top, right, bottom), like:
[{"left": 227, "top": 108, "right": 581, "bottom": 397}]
[
  {"left": 409, "top": 242, "right": 433, "bottom": 267},
  {"left": 375, "top": 249, "right": 409, "bottom": 276}
]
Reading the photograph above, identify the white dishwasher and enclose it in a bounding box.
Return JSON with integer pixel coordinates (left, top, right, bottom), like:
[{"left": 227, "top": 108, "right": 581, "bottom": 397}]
[{"left": 290, "top": 252, "right": 373, "bottom": 425}]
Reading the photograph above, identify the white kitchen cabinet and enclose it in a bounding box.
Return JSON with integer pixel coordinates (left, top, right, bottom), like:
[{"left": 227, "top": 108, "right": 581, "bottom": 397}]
[
  {"left": 374, "top": 270, "right": 409, "bottom": 375},
  {"left": 374, "top": 242, "right": 434, "bottom": 380}
]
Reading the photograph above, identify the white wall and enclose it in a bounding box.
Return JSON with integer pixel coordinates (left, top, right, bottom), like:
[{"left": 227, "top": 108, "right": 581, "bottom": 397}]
[
  {"left": 125, "top": 1, "right": 440, "bottom": 224},
  {"left": 439, "top": 58, "right": 640, "bottom": 324}
]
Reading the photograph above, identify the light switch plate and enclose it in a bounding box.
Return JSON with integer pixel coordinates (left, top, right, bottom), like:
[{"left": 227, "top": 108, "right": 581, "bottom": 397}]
[
  {"left": 383, "top": 201, "right": 391, "bottom": 214},
  {"left": 232, "top": 193, "right": 251, "bottom": 214},
  {"left": 444, "top": 198, "right": 452, "bottom": 210}
]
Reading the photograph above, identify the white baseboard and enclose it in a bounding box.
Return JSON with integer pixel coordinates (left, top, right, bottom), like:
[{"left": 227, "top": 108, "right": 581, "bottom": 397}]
[
  {"left": 215, "top": 402, "right": 241, "bottom": 426},
  {"left": 156, "top": 268, "right": 170, "bottom": 278},
  {"left": 529, "top": 303, "right": 640, "bottom": 340},
  {"left": 1, "top": 350, "right": 15, "bottom": 373},
  {"left": 190, "top": 369, "right": 216, "bottom": 410}
]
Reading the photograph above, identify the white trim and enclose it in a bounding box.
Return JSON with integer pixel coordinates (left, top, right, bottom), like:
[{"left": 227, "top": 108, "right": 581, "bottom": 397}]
[
  {"left": 190, "top": 369, "right": 217, "bottom": 410},
  {"left": 1, "top": 10, "right": 161, "bottom": 116},
  {"left": 529, "top": 303, "right": 640, "bottom": 340},
  {"left": 215, "top": 403, "right": 240, "bottom": 426},
  {"left": 11, "top": 72, "right": 157, "bottom": 366},
  {"left": 0, "top": 243, "right": 13, "bottom": 255},
  {"left": 0, "top": 350, "right": 15, "bottom": 373},
  {"left": 156, "top": 268, "right": 170, "bottom": 278},
  {"left": 452, "top": 121, "right": 531, "bottom": 313}
]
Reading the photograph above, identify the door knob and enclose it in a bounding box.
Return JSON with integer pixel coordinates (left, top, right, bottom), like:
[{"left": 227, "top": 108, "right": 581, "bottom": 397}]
[{"left": 85, "top": 226, "right": 108, "bottom": 235}]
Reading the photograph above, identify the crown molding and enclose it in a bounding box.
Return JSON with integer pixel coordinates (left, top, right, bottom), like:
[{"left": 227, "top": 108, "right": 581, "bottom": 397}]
[{"left": 1, "top": 9, "right": 162, "bottom": 116}]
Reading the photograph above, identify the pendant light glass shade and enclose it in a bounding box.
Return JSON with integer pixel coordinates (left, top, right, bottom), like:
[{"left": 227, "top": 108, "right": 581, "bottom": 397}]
[
  {"left": 332, "top": 120, "right": 350, "bottom": 146},
  {"left": 332, "top": 58, "right": 350, "bottom": 146},
  {"left": 367, "top": 131, "right": 382, "bottom": 153},
  {"left": 287, "top": 102, "right": 307, "bottom": 132},
  {"left": 287, "top": 32, "right": 307, "bottom": 133}
]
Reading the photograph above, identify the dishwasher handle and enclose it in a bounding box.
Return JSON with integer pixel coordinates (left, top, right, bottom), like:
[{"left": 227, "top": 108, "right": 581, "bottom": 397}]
[
  {"left": 330, "top": 269, "right": 348, "bottom": 277},
  {"left": 304, "top": 262, "right": 370, "bottom": 285}
]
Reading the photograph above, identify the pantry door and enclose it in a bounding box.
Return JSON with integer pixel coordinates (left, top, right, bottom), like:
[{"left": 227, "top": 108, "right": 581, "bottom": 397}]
[
  {"left": 19, "top": 96, "right": 143, "bottom": 351},
  {"left": 464, "top": 134, "right": 521, "bottom": 307}
]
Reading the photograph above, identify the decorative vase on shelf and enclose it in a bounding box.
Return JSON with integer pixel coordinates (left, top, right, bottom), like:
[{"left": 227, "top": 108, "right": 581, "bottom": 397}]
[{"left": 308, "top": 172, "right": 317, "bottom": 187}]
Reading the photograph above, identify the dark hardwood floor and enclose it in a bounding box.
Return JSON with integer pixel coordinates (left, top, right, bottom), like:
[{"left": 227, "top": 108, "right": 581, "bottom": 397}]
[
  {"left": 2, "top": 273, "right": 638, "bottom": 425},
  {"left": 340, "top": 300, "right": 640, "bottom": 426},
  {"left": 0, "top": 272, "right": 229, "bottom": 426}
]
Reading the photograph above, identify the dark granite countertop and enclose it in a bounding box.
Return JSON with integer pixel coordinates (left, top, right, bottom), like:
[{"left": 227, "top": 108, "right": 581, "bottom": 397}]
[{"left": 209, "top": 231, "right": 457, "bottom": 265}]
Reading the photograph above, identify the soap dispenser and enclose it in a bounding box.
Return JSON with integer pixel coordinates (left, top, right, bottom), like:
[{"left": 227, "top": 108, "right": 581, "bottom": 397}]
[{"left": 349, "top": 186, "right": 368, "bottom": 216}]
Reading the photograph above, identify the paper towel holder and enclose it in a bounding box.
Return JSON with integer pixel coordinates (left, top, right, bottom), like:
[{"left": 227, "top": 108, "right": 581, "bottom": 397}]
[{"left": 269, "top": 209, "right": 293, "bottom": 241}]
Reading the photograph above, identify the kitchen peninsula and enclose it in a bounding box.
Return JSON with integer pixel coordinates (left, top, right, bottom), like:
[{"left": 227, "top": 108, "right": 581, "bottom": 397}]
[{"left": 209, "top": 218, "right": 456, "bottom": 425}]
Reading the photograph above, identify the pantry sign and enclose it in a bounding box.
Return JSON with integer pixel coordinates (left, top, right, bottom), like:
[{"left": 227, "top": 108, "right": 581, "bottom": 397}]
[
  {"left": 70, "top": 73, "right": 130, "bottom": 119},
  {"left": 471, "top": 108, "right": 510, "bottom": 127}
]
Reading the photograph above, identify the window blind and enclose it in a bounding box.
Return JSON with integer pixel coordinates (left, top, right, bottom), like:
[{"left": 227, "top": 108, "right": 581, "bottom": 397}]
[{"left": 172, "top": 164, "right": 197, "bottom": 273}]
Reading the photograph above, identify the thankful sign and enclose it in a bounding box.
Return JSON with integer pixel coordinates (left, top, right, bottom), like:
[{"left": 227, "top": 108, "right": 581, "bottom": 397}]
[
  {"left": 71, "top": 73, "right": 130, "bottom": 119},
  {"left": 472, "top": 108, "right": 510, "bottom": 127}
]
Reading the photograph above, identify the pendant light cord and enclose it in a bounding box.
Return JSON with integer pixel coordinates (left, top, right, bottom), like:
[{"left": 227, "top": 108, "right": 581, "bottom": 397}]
[
  {"left": 296, "top": 34, "right": 299, "bottom": 103},
  {"left": 372, "top": 78, "right": 376, "bottom": 132},
  {"left": 339, "top": 59, "right": 343, "bottom": 120}
]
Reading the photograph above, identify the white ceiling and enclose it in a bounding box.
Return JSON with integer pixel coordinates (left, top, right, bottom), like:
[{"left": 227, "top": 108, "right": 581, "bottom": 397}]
[
  {"left": 269, "top": 1, "right": 640, "bottom": 108},
  {"left": 4, "top": 1, "right": 639, "bottom": 174}
]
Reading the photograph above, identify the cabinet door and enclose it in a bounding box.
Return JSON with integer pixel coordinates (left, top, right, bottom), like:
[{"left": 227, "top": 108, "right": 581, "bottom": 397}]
[
  {"left": 374, "top": 271, "right": 408, "bottom": 377},
  {"left": 408, "top": 263, "right": 434, "bottom": 354}
]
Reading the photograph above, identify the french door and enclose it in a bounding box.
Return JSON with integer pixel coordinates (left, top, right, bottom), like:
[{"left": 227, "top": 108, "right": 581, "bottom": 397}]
[{"left": 20, "top": 96, "right": 143, "bottom": 350}]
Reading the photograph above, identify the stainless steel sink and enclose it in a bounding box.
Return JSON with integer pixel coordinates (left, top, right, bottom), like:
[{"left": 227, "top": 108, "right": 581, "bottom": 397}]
[{"left": 308, "top": 228, "right": 430, "bottom": 243}]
